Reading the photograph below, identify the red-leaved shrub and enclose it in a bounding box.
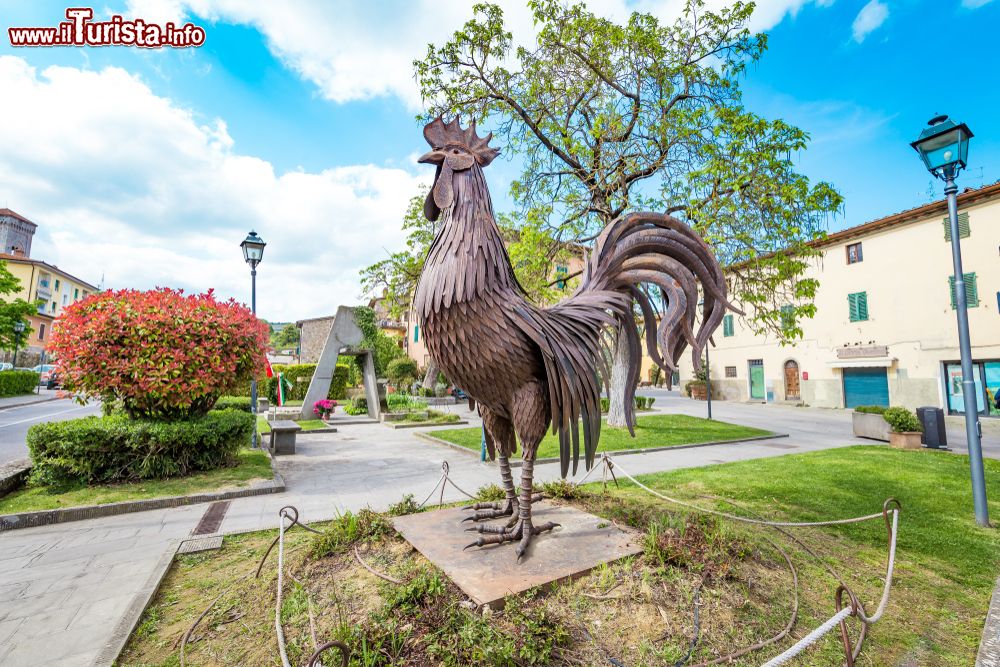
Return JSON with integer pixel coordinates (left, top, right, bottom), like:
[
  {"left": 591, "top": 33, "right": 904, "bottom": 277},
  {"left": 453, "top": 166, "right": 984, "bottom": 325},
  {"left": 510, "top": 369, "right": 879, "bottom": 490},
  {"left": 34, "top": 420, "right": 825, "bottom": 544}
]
[{"left": 50, "top": 288, "right": 269, "bottom": 420}]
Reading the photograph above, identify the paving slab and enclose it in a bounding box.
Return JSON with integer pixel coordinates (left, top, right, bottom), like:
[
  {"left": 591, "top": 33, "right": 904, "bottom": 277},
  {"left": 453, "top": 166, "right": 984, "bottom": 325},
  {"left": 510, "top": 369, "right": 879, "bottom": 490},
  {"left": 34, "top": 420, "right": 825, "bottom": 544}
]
[{"left": 393, "top": 502, "right": 643, "bottom": 609}]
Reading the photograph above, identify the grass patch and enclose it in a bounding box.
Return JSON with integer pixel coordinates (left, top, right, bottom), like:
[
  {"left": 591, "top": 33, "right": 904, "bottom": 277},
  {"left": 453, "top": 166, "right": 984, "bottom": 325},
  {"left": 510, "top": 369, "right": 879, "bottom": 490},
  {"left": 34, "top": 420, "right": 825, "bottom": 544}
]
[
  {"left": 430, "top": 413, "right": 771, "bottom": 459},
  {"left": 117, "top": 446, "right": 1000, "bottom": 666},
  {"left": 0, "top": 449, "right": 273, "bottom": 514},
  {"left": 258, "top": 417, "right": 331, "bottom": 435}
]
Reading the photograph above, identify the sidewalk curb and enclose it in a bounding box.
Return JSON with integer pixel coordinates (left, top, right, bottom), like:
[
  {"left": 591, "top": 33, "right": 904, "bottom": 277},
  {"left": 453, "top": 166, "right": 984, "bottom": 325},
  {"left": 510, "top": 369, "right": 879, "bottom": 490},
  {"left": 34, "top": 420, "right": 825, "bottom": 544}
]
[
  {"left": 0, "top": 452, "right": 286, "bottom": 532},
  {"left": 977, "top": 575, "right": 1000, "bottom": 666},
  {"left": 0, "top": 395, "right": 61, "bottom": 412},
  {"left": 413, "top": 430, "right": 790, "bottom": 466},
  {"left": 93, "top": 539, "right": 181, "bottom": 667},
  {"left": 387, "top": 419, "right": 470, "bottom": 430}
]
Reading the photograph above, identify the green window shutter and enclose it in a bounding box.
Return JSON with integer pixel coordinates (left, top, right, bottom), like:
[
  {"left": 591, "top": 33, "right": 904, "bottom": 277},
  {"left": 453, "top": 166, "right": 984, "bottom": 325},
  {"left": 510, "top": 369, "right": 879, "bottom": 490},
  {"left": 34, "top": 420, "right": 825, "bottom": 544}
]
[
  {"left": 949, "top": 273, "right": 979, "bottom": 309},
  {"left": 779, "top": 305, "right": 794, "bottom": 330},
  {"left": 723, "top": 314, "right": 734, "bottom": 337},
  {"left": 848, "top": 292, "right": 868, "bottom": 322},
  {"left": 943, "top": 212, "right": 970, "bottom": 241},
  {"left": 414, "top": 324, "right": 419, "bottom": 342}
]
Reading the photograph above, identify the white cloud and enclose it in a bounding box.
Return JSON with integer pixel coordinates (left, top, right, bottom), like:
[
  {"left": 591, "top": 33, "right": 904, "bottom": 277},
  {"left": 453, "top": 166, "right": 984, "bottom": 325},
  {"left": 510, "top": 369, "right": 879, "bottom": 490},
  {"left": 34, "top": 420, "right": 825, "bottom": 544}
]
[
  {"left": 126, "top": 0, "right": 836, "bottom": 108},
  {"left": 0, "top": 56, "right": 428, "bottom": 321},
  {"left": 851, "top": 0, "right": 889, "bottom": 43},
  {"left": 961, "top": 0, "right": 994, "bottom": 7}
]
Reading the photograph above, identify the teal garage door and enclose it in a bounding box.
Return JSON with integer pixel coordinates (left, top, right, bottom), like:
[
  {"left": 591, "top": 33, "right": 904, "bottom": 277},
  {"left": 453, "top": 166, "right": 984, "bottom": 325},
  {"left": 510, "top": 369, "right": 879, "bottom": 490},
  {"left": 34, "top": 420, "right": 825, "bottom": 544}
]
[{"left": 843, "top": 368, "right": 889, "bottom": 408}]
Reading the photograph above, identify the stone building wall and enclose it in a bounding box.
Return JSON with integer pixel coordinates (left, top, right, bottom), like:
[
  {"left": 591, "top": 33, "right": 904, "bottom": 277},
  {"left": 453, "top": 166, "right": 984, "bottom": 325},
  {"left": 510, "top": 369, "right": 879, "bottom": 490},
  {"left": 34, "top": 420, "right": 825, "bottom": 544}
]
[{"left": 297, "top": 316, "right": 335, "bottom": 364}]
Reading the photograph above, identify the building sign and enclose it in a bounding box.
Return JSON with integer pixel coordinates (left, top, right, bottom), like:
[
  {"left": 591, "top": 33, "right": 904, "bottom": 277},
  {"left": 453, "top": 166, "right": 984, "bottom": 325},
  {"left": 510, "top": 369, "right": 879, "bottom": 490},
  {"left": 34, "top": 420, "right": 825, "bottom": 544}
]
[{"left": 836, "top": 345, "right": 889, "bottom": 359}]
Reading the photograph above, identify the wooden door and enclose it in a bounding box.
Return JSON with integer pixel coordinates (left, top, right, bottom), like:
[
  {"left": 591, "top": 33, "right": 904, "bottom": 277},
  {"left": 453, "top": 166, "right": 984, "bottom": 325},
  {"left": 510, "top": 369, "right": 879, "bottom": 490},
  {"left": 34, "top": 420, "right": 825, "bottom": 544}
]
[{"left": 784, "top": 360, "right": 800, "bottom": 400}]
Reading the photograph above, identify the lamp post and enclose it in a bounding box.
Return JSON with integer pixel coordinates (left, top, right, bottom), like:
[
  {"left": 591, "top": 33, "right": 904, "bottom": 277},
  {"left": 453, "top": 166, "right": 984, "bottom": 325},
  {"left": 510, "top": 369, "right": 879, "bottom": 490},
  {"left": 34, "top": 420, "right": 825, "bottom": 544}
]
[
  {"left": 12, "top": 321, "right": 24, "bottom": 368},
  {"left": 911, "top": 115, "right": 988, "bottom": 526},
  {"left": 240, "top": 231, "right": 266, "bottom": 449}
]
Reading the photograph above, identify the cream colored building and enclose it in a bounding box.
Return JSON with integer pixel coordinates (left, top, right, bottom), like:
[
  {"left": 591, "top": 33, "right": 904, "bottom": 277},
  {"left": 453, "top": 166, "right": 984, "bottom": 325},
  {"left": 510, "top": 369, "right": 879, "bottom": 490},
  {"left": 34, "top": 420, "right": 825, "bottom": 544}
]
[
  {"left": 678, "top": 182, "right": 1000, "bottom": 418},
  {"left": 0, "top": 209, "right": 98, "bottom": 354}
]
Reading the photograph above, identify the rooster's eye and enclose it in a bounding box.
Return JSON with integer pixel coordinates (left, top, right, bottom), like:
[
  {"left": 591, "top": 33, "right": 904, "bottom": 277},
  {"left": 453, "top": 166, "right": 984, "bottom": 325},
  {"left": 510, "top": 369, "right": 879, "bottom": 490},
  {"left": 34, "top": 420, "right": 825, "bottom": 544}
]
[{"left": 452, "top": 149, "right": 460, "bottom": 154}]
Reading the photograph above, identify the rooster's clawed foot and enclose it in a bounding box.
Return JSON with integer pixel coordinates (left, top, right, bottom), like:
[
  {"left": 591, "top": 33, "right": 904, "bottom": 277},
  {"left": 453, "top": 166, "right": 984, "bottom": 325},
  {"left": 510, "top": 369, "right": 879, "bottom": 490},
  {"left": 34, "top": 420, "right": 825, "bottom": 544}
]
[
  {"left": 460, "top": 494, "right": 542, "bottom": 523},
  {"left": 463, "top": 517, "right": 560, "bottom": 560}
]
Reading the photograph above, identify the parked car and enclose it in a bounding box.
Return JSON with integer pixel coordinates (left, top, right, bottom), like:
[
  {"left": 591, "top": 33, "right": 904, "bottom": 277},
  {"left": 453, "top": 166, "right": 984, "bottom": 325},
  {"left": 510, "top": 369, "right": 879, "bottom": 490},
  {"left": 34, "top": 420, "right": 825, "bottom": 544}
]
[
  {"left": 45, "top": 368, "right": 63, "bottom": 390},
  {"left": 32, "top": 364, "right": 56, "bottom": 385}
]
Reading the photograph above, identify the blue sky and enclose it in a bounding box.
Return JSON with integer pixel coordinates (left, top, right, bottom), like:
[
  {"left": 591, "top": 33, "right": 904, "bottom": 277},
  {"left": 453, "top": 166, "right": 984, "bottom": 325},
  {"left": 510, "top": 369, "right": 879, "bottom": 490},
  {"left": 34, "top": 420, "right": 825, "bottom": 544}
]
[{"left": 0, "top": 0, "right": 997, "bottom": 321}]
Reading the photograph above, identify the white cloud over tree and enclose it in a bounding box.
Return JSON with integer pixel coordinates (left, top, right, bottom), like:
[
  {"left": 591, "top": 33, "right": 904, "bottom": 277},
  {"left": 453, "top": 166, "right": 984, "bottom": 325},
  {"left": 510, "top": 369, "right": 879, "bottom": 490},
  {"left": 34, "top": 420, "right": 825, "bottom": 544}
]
[{"left": 0, "top": 56, "right": 427, "bottom": 320}]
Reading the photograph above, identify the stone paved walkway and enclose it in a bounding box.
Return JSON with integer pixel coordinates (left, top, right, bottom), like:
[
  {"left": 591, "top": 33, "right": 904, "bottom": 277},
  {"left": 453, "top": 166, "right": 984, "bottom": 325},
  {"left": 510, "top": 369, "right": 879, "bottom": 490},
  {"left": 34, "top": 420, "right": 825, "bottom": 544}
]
[{"left": 0, "top": 398, "right": 930, "bottom": 666}]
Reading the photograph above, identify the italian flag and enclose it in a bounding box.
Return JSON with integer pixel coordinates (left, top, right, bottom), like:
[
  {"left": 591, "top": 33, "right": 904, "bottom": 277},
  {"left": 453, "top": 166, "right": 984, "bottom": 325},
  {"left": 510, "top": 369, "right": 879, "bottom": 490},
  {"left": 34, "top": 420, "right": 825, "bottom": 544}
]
[{"left": 276, "top": 372, "right": 292, "bottom": 407}]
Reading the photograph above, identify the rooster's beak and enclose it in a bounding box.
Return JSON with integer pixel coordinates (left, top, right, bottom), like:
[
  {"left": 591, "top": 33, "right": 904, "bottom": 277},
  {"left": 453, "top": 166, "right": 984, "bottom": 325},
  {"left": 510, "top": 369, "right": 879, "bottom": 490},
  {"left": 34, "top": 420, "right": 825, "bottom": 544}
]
[{"left": 418, "top": 149, "right": 446, "bottom": 165}]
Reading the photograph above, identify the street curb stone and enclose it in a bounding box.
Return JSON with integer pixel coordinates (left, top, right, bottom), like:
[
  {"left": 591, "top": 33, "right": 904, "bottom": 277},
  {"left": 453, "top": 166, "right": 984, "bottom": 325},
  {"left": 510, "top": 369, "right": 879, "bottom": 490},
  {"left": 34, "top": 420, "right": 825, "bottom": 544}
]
[
  {"left": 0, "top": 458, "right": 31, "bottom": 496},
  {"left": 414, "top": 430, "right": 790, "bottom": 466},
  {"left": 92, "top": 539, "right": 181, "bottom": 667},
  {"left": 978, "top": 575, "right": 1000, "bottom": 666},
  {"left": 0, "top": 451, "right": 286, "bottom": 532}
]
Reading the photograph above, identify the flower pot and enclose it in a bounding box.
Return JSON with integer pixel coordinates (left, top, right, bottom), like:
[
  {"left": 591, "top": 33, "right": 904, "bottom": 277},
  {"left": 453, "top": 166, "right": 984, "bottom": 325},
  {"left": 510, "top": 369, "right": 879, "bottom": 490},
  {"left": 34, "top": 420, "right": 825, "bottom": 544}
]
[
  {"left": 889, "top": 431, "right": 922, "bottom": 450},
  {"left": 690, "top": 384, "right": 707, "bottom": 400}
]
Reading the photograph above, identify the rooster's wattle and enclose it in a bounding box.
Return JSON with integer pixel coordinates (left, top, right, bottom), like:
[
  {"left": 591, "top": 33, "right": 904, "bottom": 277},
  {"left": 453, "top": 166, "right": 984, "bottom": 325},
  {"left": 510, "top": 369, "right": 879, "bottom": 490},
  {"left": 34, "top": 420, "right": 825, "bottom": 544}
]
[{"left": 413, "top": 117, "right": 733, "bottom": 559}]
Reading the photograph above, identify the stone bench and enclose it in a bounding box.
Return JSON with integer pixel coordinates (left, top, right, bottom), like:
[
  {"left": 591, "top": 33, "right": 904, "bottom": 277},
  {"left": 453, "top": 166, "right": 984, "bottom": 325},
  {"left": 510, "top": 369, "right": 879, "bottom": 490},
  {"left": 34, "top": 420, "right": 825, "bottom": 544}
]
[{"left": 269, "top": 420, "right": 302, "bottom": 455}]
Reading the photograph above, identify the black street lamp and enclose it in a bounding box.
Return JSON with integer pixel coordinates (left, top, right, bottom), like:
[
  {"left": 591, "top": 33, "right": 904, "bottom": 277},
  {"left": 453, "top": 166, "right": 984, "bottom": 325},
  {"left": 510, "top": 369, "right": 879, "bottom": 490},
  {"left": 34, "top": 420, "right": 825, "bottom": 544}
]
[
  {"left": 12, "top": 321, "right": 24, "bottom": 368},
  {"left": 911, "top": 115, "right": 988, "bottom": 526},
  {"left": 240, "top": 231, "right": 266, "bottom": 448}
]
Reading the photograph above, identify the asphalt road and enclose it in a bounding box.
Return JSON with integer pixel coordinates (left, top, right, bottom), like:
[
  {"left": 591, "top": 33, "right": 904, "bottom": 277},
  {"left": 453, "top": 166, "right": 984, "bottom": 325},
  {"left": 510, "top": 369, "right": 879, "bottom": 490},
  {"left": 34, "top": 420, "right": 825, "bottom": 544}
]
[
  {"left": 0, "top": 398, "right": 101, "bottom": 464},
  {"left": 636, "top": 387, "right": 1000, "bottom": 459}
]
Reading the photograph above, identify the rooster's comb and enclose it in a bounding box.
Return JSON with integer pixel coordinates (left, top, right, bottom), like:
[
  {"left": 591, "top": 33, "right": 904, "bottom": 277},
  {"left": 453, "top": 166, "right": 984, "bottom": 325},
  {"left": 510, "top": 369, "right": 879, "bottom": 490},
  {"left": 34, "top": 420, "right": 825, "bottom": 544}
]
[{"left": 423, "top": 116, "right": 499, "bottom": 167}]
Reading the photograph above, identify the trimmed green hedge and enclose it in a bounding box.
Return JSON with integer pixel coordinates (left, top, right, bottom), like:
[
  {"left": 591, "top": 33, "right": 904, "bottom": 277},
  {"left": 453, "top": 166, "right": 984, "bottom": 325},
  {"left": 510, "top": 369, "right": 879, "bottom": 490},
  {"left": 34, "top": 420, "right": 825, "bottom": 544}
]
[
  {"left": 229, "top": 363, "right": 353, "bottom": 401},
  {"left": 213, "top": 396, "right": 253, "bottom": 412},
  {"left": 600, "top": 396, "right": 656, "bottom": 413},
  {"left": 883, "top": 407, "right": 922, "bottom": 433},
  {"left": 0, "top": 370, "right": 39, "bottom": 396},
  {"left": 26, "top": 410, "right": 255, "bottom": 485},
  {"left": 854, "top": 405, "right": 887, "bottom": 415}
]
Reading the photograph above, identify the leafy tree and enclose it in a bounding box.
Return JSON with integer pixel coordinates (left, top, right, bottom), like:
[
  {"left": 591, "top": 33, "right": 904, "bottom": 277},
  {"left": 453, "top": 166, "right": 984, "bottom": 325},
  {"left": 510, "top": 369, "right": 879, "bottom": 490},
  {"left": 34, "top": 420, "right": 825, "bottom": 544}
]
[
  {"left": 272, "top": 323, "right": 300, "bottom": 349},
  {"left": 414, "top": 0, "right": 842, "bottom": 423},
  {"left": 354, "top": 306, "right": 405, "bottom": 377},
  {"left": 361, "top": 186, "right": 437, "bottom": 321},
  {"left": 386, "top": 357, "right": 420, "bottom": 389}
]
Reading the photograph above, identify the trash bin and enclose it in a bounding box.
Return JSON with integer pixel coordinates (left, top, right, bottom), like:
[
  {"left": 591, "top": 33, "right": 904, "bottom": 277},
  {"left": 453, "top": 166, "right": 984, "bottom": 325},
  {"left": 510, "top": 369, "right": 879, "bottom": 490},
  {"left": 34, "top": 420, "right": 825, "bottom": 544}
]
[{"left": 916, "top": 407, "right": 947, "bottom": 449}]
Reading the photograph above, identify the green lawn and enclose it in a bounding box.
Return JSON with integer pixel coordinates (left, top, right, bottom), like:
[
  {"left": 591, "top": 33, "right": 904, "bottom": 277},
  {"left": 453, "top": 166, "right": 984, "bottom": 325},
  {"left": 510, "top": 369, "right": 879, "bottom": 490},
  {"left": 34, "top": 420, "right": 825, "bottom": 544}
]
[
  {"left": 610, "top": 446, "right": 1000, "bottom": 664},
  {"left": 258, "top": 417, "right": 329, "bottom": 435},
  {"left": 0, "top": 449, "right": 274, "bottom": 514},
  {"left": 429, "top": 413, "right": 771, "bottom": 459}
]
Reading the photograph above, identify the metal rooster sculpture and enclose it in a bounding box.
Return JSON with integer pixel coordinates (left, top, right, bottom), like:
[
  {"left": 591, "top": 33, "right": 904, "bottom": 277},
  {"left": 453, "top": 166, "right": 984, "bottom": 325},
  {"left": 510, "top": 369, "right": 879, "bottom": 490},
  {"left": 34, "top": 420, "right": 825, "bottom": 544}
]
[{"left": 414, "top": 117, "right": 734, "bottom": 559}]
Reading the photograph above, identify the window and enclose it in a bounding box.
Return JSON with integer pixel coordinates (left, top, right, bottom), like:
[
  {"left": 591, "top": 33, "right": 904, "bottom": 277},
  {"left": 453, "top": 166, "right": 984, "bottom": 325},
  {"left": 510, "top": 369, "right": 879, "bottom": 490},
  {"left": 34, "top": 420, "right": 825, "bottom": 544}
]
[
  {"left": 54, "top": 279, "right": 60, "bottom": 291},
  {"left": 725, "top": 366, "right": 737, "bottom": 378},
  {"left": 62, "top": 294, "right": 68, "bottom": 306},
  {"left": 38, "top": 324, "right": 44, "bottom": 341},
  {"left": 848, "top": 292, "right": 869, "bottom": 322},
  {"left": 846, "top": 242, "right": 863, "bottom": 264},
  {"left": 779, "top": 305, "right": 794, "bottom": 330},
  {"left": 413, "top": 324, "right": 419, "bottom": 343},
  {"left": 555, "top": 265, "right": 568, "bottom": 289},
  {"left": 722, "top": 314, "right": 734, "bottom": 337},
  {"left": 74, "top": 288, "right": 79, "bottom": 299},
  {"left": 50, "top": 301, "right": 56, "bottom": 313},
  {"left": 943, "top": 212, "right": 970, "bottom": 241},
  {"left": 949, "top": 273, "right": 979, "bottom": 309}
]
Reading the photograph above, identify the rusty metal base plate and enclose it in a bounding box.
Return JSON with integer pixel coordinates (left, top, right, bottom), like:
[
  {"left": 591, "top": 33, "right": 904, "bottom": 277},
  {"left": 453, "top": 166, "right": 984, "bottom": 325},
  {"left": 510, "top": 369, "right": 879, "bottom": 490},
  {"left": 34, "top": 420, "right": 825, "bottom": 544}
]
[{"left": 392, "top": 502, "right": 643, "bottom": 609}]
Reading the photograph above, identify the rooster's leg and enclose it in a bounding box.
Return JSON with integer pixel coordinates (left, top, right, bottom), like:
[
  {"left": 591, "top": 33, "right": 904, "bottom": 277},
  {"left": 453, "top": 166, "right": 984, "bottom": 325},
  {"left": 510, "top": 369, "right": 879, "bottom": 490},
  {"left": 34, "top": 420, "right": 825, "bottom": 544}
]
[
  {"left": 462, "top": 455, "right": 519, "bottom": 523},
  {"left": 464, "top": 458, "right": 558, "bottom": 558}
]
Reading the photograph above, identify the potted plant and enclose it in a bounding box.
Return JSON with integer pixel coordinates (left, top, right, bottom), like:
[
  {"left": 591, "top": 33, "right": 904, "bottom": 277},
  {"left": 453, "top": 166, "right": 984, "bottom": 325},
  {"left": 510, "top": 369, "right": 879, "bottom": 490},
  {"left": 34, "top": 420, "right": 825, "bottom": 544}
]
[
  {"left": 852, "top": 405, "right": 890, "bottom": 441},
  {"left": 313, "top": 399, "right": 337, "bottom": 420},
  {"left": 883, "top": 407, "right": 923, "bottom": 449}
]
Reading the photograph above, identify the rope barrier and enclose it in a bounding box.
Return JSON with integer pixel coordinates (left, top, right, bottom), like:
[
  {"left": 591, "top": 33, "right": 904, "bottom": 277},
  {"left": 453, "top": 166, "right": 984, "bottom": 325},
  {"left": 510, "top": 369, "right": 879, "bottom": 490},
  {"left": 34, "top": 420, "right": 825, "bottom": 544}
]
[
  {"left": 583, "top": 455, "right": 901, "bottom": 667},
  {"left": 177, "top": 457, "right": 899, "bottom": 667}
]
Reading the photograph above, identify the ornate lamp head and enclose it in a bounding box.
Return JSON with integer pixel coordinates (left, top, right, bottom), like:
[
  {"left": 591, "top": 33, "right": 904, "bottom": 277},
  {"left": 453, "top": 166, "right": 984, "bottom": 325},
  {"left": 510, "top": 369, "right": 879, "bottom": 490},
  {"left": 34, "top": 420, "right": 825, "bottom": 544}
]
[{"left": 418, "top": 116, "right": 499, "bottom": 221}]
